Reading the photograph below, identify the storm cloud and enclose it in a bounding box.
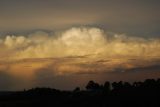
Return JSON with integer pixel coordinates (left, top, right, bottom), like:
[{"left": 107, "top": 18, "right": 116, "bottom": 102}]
[
  {"left": 0, "top": 27, "right": 160, "bottom": 82},
  {"left": 0, "top": 27, "right": 160, "bottom": 60}
]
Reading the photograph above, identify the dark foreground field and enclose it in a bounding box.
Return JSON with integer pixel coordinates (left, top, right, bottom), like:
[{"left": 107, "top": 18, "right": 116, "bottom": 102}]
[{"left": 0, "top": 79, "right": 160, "bottom": 107}]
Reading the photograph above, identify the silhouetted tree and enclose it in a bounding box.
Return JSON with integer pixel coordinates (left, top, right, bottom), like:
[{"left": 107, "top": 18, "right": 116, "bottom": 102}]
[
  {"left": 123, "top": 82, "right": 131, "bottom": 88},
  {"left": 73, "top": 87, "right": 80, "bottom": 92},
  {"left": 133, "top": 81, "right": 143, "bottom": 88},
  {"left": 103, "top": 81, "right": 110, "bottom": 93},
  {"left": 112, "top": 81, "right": 123, "bottom": 90},
  {"left": 86, "top": 80, "right": 100, "bottom": 91},
  {"left": 0, "top": 78, "right": 160, "bottom": 107}
]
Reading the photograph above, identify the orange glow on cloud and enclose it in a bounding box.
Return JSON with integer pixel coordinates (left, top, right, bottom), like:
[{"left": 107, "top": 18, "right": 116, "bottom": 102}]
[{"left": 0, "top": 27, "right": 160, "bottom": 90}]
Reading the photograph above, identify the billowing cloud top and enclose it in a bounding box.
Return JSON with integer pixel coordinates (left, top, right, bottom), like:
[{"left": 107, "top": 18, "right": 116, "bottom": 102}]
[
  {"left": 0, "top": 27, "right": 160, "bottom": 90},
  {"left": 1, "top": 27, "right": 160, "bottom": 60}
]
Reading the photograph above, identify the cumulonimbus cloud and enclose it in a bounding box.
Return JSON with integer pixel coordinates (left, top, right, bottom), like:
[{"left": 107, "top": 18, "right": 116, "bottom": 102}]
[
  {"left": 0, "top": 27, "right": 160, "bottom": 90},
  {"left": 0, "top": 27, "right": 160, "bottom": 60}
]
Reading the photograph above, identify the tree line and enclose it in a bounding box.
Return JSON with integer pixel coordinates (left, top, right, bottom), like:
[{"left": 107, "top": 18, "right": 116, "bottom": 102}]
[{"left": 0, "top": 78, "right": 160, "bottom": 107}]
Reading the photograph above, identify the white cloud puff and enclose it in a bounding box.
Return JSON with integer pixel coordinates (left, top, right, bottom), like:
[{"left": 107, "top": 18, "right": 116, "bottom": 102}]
[
  {"left": 0, "top": 27, "right": 160, "bottom": 60},
  {"left": 0, "top": 27, "right": 160, "bottom": 90}
]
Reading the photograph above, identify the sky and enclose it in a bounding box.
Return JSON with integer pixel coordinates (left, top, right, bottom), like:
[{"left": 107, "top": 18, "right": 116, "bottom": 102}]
[{"left": 0, "top": 0, "right": 160, "bottom": 90}]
